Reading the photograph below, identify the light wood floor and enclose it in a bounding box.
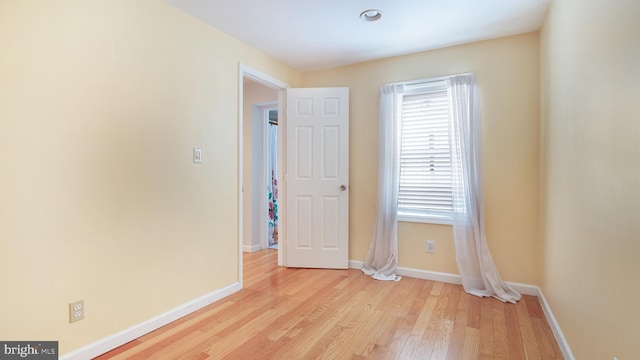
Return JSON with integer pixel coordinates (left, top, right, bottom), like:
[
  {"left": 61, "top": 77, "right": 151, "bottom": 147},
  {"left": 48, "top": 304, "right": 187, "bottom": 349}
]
[{"left": 96, "top": 249, "right": 562, "bottom": 359}]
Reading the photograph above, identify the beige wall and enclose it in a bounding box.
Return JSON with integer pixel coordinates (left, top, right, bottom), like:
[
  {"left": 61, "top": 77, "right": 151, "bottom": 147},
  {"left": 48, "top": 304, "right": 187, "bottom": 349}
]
[
  {"left": 242, "top": 82, "right": 278, "bottom": 250},
  {"left": 540, "top": 0, "right": 640, "bottom": 358},
  {"left": 303, "top": 32, "right": 541, "bottom": 285},
  {"left": 0, "top": 0, "right": 300, "bottom": 355}
]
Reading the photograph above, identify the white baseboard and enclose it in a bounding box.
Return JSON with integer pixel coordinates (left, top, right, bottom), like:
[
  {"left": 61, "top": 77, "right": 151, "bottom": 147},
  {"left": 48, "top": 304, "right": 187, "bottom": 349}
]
[
  {"left": 60, "top": 282, "right": 242, "bottom": 360},
  {"left": 349, "top": 260, "right": 574, "bottom": 359},
  {"left": 243, "top": 243, "right": 262, "bottom": 252}
]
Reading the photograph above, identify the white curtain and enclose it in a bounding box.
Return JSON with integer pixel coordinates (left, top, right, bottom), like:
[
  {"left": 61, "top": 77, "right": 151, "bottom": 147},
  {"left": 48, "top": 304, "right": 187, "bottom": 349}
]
[
  {"left": 448, "top": 74, "right": 521, "bottom": 303},
  {"left": 361, "top": 84, "right": 403, "bottom": 281},
  {"left": 266, "top": 123, "right": 279, "bottom": 246}
]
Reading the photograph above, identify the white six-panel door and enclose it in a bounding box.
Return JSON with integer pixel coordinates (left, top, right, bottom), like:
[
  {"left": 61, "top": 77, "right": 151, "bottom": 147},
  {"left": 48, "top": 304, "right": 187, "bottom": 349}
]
[{"left": 285, "top": 87, "right": 349, "bottom": 269}]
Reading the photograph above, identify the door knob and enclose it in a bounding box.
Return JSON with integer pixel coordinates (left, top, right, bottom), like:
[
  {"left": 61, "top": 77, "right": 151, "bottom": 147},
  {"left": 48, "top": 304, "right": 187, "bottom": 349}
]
[{"left": 340, "top": 185, "right": 347, "bottom": 191}]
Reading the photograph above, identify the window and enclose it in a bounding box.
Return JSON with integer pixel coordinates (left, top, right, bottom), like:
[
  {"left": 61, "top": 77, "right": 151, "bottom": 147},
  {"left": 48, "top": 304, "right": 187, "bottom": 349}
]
[{"left": 397, "top": 80, "right": 453, "bottom": 224}]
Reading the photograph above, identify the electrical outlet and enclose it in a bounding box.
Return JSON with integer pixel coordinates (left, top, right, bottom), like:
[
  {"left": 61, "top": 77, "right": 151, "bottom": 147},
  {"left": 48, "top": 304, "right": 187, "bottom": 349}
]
[
  {"left": 69, "top": 300, "right": 84, "bottom": 323},
  {"left": 425, "top": 240, "right": 435, "bottom": 253}
]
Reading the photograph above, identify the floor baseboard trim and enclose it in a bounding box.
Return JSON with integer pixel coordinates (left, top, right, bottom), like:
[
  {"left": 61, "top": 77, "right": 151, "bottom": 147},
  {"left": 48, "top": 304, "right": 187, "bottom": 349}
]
[
  {"left": 350, "top": 260, "right": 462, "bottom": 286},
  {"left": 242, "top": 244, "right": 262, "bottom": 252},
  {"left": 349, "top": 259, "right": 574, "bottom": 359},
  {"left": 60, "top": 282, "right": 242, "bottom": 360}
]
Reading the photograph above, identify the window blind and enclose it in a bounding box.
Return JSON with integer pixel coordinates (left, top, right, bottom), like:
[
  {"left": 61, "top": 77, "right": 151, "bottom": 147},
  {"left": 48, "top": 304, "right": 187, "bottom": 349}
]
[{"left": 398, "top": 83, "right": 453, "bottom": 223}]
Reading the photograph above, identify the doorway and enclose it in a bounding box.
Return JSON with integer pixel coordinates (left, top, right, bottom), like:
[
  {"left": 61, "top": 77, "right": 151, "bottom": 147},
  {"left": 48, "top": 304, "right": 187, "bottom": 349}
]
[
  {"left": 238, "top": 64, "right": 289, "bottom": 285},
  {"left": 238, "top": 65, "right": 350, "bottom": 278}
]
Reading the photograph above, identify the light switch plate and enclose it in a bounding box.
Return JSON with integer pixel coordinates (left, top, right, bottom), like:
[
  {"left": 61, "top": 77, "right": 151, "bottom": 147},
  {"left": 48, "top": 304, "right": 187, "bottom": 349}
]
[{"left": 193, "top": 147, "right": 202, "bottom": 164}]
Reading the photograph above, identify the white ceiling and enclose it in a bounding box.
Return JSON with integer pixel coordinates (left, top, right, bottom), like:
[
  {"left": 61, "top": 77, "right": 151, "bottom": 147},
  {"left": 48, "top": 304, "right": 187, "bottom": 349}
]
[{"left": 165, "top": 0, "right": 551, "bottom": 73}]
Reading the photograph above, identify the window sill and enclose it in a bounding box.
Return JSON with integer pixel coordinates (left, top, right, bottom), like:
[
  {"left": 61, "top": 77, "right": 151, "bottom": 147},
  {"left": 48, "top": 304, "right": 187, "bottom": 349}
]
[{"left": 397, "top": 214, "right": 452, "bottom": 225}]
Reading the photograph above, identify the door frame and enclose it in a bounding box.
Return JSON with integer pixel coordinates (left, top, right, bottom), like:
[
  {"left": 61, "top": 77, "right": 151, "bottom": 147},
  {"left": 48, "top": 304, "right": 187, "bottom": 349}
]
[{"left": 238, "top": 63, "right": 289, "bottom": 286}]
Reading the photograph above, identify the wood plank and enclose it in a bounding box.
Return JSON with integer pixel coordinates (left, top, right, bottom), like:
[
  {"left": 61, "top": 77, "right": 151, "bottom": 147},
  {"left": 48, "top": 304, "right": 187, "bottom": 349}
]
[
  {"left": 427, "top": 318, "right": 454, "bottom": 359},
  {"left": 524, "top": 294, "right": 544, "bottom": 319},
  {"left": 269, "top": 283, "right": 370, "bottom": 358},
  {"left": 491, "top": 301, "right": 511, "bottom": 360},
  {"left": 301, "top": 279, "right": 395, "bottom": 359},
  {"left": 467, "top": 294, "right": 483, "bottom": 329},
  {"left": 516, "top": 296, "right": 542, "bottom": 359},
  {"left": 531, "top": 317, "right": 562, "bottom": 359},
  {"left": 92, "top": 340, "right": 141, "bottom": 360},
  {"left": 445, "top": 286, "right": 469, "bottom": 360},
  {"left": 226, "top": 270, "right": 365, "bottom": 359},
  {"left": 360, "top": 315, "right": 401, "bottom": 356},
  {"left": 443, "top": 284, "right": 463, "bottom": 321},
  {"left": 411, "top": 294, "right": 438, "bottom": 336},
  {"left": 525, "top": 295, "right": 561, "bottom": 359},
  {"left": 479, "top": 298, "right": 494, "bottom": 357},
  {"left": 398, "top": 334, "right": 434, "bottom": 360},
  {"left": 202, "top": 305, "right": 295, "bottom": 358},
  {"left": 462, "top": 327, "right": 480, "bottom": 359},
  {"left": 421, "top": 283, "right": 453, "bottom": 359},
  {"left": 504, "top": 301, "right": 527, "bottom": 360}
]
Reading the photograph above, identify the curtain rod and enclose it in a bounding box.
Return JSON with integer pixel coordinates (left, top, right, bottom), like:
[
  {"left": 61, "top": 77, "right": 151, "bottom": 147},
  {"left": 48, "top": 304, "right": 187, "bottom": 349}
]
[{"left": 388, "top": 72, "right": 475, "bottom": 88}]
